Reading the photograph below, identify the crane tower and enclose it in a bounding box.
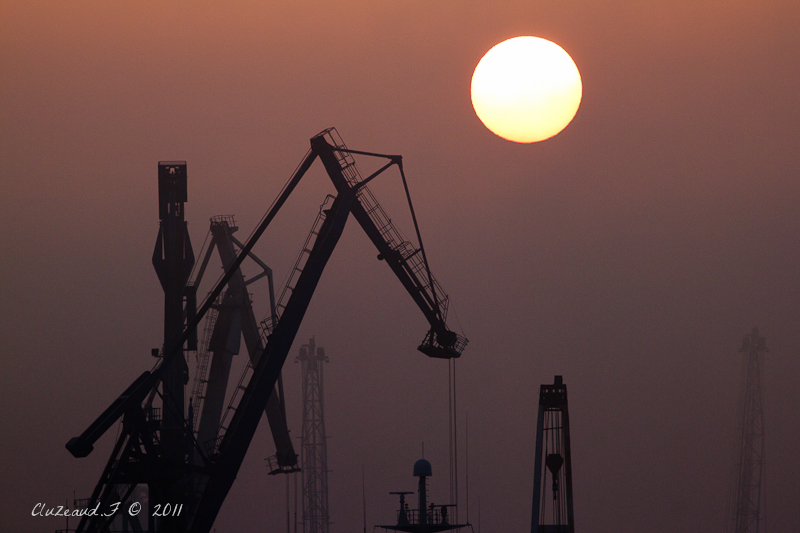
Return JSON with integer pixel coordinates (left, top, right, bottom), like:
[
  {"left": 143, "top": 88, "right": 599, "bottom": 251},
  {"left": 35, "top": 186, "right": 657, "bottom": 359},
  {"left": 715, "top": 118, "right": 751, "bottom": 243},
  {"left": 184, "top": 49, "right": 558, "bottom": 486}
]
[
  {"left": 298, "top": 337, "right": 331, "bottom": 533},
  {"left": 727, "top": 327, "right": 767, "bottom": 533}
]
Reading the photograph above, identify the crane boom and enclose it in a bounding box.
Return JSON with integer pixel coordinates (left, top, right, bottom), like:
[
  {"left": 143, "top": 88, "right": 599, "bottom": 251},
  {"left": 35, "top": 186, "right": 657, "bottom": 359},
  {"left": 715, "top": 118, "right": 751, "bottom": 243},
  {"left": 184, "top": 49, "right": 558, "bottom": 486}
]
[{"left": 191, "top": 130, "right": 466, "bottom": 532}]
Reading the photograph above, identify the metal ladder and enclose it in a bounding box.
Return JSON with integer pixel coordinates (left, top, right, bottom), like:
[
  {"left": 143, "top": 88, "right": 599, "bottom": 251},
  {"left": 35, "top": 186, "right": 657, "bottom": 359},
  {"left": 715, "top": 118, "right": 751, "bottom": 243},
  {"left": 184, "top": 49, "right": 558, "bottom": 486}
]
[
  {"left": 322, "top": 128, "right": 451, "bottom": 321},
  {"left": 190, "top": 302, "right": 220, "bottom": 435}
]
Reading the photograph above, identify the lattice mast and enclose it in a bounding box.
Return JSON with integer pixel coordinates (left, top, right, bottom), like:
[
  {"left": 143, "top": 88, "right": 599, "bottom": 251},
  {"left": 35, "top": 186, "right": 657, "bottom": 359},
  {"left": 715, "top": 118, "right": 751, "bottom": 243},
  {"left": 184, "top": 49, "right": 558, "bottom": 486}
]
[
  {"left": 298, "top": 337, "right": 331, "bottom": 533},
  {"left": 728, "top": 327, "right": 767, "bottom": 533}
]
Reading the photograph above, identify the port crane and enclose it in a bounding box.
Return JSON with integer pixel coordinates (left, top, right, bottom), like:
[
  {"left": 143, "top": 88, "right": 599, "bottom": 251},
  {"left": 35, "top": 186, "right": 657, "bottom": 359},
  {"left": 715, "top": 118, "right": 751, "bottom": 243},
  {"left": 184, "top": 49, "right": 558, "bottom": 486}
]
[
  {"left": 65, "top": 128, "right": 467, "bottom": 533},
  {"left": 189, "top": 214, "right": 298, "bottom": 475}
]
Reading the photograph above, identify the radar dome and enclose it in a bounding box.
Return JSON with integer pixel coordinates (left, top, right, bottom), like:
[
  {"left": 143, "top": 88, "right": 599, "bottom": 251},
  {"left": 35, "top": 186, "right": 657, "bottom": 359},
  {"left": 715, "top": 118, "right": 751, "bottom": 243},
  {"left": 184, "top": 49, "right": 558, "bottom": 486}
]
[{"left": 413, "top": 459, "right": 432, "bottom": 477}]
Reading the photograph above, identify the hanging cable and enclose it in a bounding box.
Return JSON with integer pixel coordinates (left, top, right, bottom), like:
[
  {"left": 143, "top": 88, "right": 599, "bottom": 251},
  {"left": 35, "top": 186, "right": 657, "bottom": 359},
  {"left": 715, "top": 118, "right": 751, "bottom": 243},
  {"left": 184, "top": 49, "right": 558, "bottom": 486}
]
[{"left": 453, "top": 358, "right": 459, "bottom": 524}]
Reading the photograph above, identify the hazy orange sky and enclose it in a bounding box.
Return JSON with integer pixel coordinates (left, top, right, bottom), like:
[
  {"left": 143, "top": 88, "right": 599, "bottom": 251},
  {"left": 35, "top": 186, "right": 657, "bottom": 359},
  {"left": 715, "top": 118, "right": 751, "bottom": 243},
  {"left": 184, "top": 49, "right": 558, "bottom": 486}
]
[{"left": 2, "top": 1, "right": 800, "bottom": 532}]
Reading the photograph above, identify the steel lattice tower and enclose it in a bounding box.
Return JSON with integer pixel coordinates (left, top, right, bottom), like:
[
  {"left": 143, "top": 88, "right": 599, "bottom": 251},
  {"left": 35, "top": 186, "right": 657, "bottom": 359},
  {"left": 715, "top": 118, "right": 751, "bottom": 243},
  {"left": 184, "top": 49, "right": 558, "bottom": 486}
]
[
  {"left": 298, "top": 337, "right": 330, "bottom": 533},
  {"left": 728, "top": 327, "right": 767, "bottom": 533}
]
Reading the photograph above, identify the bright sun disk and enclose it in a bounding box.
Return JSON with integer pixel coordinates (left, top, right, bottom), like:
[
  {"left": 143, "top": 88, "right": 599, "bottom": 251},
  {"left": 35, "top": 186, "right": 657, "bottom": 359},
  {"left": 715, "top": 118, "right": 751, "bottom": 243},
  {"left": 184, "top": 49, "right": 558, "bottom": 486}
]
[{"left": 471, "top": 36, "right": 582, "bottom": 143}]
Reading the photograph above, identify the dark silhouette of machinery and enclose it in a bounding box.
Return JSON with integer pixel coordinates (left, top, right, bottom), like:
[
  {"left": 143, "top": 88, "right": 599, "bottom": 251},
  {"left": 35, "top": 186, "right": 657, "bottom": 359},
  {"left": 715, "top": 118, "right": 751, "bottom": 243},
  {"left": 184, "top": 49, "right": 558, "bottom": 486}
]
[
  {"left": 531, "top": 376, "right": 574, "bottom": 533},
  {"left": 378, "top": 459, "right": 467, "bottom": 533},
  {"left": 189, "top": 214, "right": 298, "bottom": 475},
  {"left": 726, "top": 327, "right": 767, "bottom": 533},
  {"left": 64, "top": 128, "right": 467, "bottom": 533}
]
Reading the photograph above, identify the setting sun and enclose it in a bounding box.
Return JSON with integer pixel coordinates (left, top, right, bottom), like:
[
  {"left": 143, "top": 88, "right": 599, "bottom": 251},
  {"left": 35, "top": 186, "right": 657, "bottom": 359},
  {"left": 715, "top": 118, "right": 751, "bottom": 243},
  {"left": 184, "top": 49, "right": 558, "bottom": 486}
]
[{"left": 471, "top": 36, "right": 582, "bottom": 143}]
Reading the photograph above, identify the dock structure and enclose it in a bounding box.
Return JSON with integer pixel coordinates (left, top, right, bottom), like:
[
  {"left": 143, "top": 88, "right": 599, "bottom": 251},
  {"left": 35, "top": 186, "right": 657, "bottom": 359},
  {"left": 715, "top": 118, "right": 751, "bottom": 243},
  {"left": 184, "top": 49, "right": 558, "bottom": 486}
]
[{"left": 531, "top": 375, "right": 574, "bottom": 533}]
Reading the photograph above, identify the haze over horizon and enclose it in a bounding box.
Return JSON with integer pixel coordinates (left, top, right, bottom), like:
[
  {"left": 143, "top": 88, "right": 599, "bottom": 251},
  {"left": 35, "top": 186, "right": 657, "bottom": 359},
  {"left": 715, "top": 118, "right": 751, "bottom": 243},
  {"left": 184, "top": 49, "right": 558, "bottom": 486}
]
[{"left": 2, "top": 1, "right": 800, "bottom": 532}]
